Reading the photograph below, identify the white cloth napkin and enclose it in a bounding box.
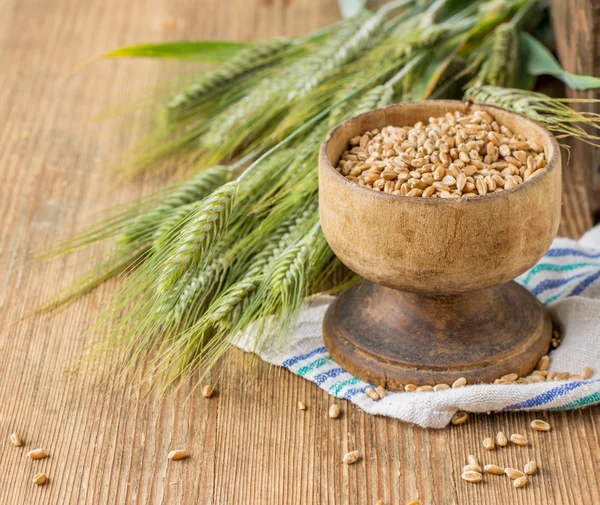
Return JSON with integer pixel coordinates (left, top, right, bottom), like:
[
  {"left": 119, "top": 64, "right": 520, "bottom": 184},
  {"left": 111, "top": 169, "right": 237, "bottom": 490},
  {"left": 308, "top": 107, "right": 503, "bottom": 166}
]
[{"left": 236, "top": 226, "right": 600, "bottom": 428}]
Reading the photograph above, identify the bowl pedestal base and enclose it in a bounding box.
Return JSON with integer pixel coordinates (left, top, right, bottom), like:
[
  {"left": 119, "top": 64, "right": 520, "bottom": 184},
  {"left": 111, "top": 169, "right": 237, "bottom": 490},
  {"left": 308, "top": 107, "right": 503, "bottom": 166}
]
[{"left": 322, "top": 280, "right": 552, "bottom": 390}]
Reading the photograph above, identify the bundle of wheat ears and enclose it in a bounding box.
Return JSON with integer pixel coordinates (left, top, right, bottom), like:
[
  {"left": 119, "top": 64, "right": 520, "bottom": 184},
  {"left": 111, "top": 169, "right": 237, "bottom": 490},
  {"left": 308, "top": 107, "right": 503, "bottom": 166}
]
[{"left": 45, "top": 0, "right": 600, "bottom": 387}]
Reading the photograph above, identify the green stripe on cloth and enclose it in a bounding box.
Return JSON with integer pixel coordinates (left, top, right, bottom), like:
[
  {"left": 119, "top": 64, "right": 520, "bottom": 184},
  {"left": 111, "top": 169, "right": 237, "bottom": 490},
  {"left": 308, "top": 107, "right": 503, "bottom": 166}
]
[
  {"left": 521, "top": 262, "right": 600, "bottom": 286},
  {"left": 296, "top": 357, "right": 332, "bottom": 377},
  {"left": 552, "top": 391, "right": 600, "bottom": 410},
  {"left": 328, "top": 377, "right": 360, "bottom": 396}
]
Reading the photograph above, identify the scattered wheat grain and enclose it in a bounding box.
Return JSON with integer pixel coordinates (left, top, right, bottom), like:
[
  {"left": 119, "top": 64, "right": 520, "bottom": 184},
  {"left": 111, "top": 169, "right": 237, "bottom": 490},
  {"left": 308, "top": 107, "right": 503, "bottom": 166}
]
[
  {"left": 505, "top": 468, "right": 525, "bottom": 479},
  {"left": 536, "top": 355, "right": 550, "bottom": 371},
  {"left": 329, "top": 404, "right": 341, "bottom": 419},
  {"left": 202, "top": 385, "right": 215, "bottom": 398},
  {"left": 452, "top": 377, "right": 467, "bottom": 389},
  {"left": 416, "top": 385, "right": 434, "bottom": 392},
  {"left": 483, "top": 437, "right": 495, "bottom": 450},
  {"left": 496, "top": 431, "right": 508, "bottom": 447},
  {"left": 298, "top": 401, "right": 307, "bottom": 410},
  {"left": 168, "top": 450, "right": 188, "bottom": 461},
  {"left": 33, "top": 473, "right": 47, "bottom": 485},
  {"left": 524, "top": 460, "right": 537, "bottom": 475},
  {"left": 461, "top": 471, "right": 482, "bottom": 483},
  {"left": 484, "top": 464, "right": 504, "bottom": 475},
  {"left": 343, "top": 450, "right": 360, "bottom": 465},
  {"left": 9, "top": 433, "right": 22, "bottom": 447},
  {"left": 451, "top": 411, "right": 469, "bottom": 425},
  {"left": 510, "top": 433, "right": 528, "bottom": 446},
  {"left": 467, "top": 454, "right": 480, "bottom": 467},
  {"left": 513, "top": 476, "right": 528, "bottom": 488},
  {"left": 531, "top": 419, "right": 550, "bottom": 432},
  {"left": 27, "top": 449, "right": 47, "bottom": 460},
  {"left": 365, "top": 387, "right": 381, "bottom": 400}
]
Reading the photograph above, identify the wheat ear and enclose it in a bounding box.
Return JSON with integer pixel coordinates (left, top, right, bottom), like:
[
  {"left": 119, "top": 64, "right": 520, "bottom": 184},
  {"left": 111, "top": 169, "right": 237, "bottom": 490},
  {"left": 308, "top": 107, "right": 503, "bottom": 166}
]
[
  {"left": 119, "top": 165, "right": 232, "bottom": 244},
  {"left": 464, "top": 85, "right": 600, "bottom": 144},
  {"left": 474, "top": 23, "right": 519, "bottom": 88},
  {"left": 157, "top": 180, "right": 239, "bottom": 293},
  {"left": 166, "top": 38, "right": 293, "bottom": 119}
]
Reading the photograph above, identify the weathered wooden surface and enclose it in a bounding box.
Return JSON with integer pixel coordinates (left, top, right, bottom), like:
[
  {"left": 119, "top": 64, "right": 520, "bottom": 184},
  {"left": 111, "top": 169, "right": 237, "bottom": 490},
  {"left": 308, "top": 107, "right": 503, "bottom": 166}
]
[
  {"left": 551, "top": 0, "right": 600, "bottom": 218},
  {"left": 0, "top": 1, "right": 598, "bottom": 504}
]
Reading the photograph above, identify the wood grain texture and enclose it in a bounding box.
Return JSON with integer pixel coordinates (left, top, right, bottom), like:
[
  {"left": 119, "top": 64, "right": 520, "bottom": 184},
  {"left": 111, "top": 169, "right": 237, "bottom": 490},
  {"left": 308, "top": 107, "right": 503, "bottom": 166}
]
[
  {"left": 0, "top": 1, "right": 598, "bottom": 504},
  {"left": 551, "top": 0, "right": 600, "bottom": 217}
]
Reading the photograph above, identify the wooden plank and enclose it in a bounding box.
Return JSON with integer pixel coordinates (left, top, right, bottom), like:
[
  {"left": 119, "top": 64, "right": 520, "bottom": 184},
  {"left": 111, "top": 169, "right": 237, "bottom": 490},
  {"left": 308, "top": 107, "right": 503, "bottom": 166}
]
[
  {"left": 0, "top": 0, "right": 598, "bottom": 504},
  {"left": 551, "top": 0, "right": 600, "bottom": 220}
]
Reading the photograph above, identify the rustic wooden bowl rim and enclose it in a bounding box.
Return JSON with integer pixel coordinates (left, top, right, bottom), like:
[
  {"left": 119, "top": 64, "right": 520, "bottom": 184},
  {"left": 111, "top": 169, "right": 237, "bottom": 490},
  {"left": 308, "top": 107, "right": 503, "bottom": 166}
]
[{"left": 319, "top": 99, "right": 561, "bottom": 205}]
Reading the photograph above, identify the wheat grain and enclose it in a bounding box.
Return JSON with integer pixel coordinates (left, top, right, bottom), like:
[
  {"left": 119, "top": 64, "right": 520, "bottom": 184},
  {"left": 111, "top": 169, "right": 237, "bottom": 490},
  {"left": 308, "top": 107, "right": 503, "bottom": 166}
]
[
  {"left": 461, "top": 471, "right": 482, "bottom": 483},
  {"left": 329, "top": 404, "right": 341, "bottom": 419},
  {"left": 416, "top": 385, "right": 434, "bottom": 392},
  {"left": 33, "top": 473, "right": 47, "bottom": 485},
  {"left": 467, "top": 455, "right": 479, "bottom": 467},
  {"left": 343, "top": 450, "right": 360, "bottom": 465},
  {"left": 530, "top": 419, "right": 550, "bottom": 432},
  {"left": 202, "top": 385, "right": 215, "bottom": 398},
  {"left": 496, "top": 431, "right": 508, "bottom": 447},
  {"left": 483, "top": 437, "right": 495, "bottom": 450},
  {"left": 376, "top": 386, "right": 387, "bottom": 398},
  {"left": 168, "top": 449, "right": 188, "bottom": 460},
  {"left": 9, "top": 433, "right": 22, "bottom": 447},
  {"left": 505, "top": 468, "right": 525, "bottom": 479},
  {"left": 524, "top": 460, "right": 537, "bottom": 475},
  {"left": 484, "top": 464, "right": 504, "bottom": 475},
  {"left": 452, "top": 377, "right": 467, "bottom": 388},
  {"left": 27, "top": 449, "right": 48, "bottom": 460},
  {"left": 513, "top": 476, "right": 528, "bottom": 488},
  {"left": 366, "top": 387, "right": 381, "bottom": 400},
  {"left": 510, "top": 433, "right": 528, "bottom": 446},
  {"left": 536, "top": 355, "right": 550, "bottom": 371},
  {"left": 451, "top": 411, "right": 469, "bottom": 425}
]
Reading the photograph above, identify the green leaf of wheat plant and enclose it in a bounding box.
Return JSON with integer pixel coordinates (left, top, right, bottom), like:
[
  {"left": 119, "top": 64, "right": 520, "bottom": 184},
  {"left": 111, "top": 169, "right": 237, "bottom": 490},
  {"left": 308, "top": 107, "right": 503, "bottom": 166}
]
[
  {"left": 520, "top": 31, "right": 600, "bottom": 91},
  {"left": 101, "top": 40, "right": 250, "bottom": 62}
]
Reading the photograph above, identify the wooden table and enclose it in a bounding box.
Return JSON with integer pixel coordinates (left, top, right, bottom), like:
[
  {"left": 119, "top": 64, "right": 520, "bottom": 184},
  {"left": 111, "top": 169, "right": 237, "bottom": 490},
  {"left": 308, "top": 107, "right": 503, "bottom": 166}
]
[{"left": 0, "top": 0, "right": 598, "bottom": 503}]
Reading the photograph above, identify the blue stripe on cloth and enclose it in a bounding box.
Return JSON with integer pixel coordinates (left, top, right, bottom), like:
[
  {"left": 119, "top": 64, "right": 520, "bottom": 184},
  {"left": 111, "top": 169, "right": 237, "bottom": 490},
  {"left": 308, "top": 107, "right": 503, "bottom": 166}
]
[
  {"left": 328, "top": 377, "right": 361, "bottom": 396},
  {"left": 282, "top": 346, "right": 327, "bottom": 368},
  {"left": 545, "top": 248, "right": 600, "bottom": 259},
  {"left": 544, "top": 269, "right": 600, "bottom": 304},
  {"left": 530, "top": 271, "right": 589, "bottom": 296},
  {"left": 313, "top": 367, "right": 346, "bottom": 386},
  {"left": 344, "top": 385, "right": 370, "bottom": 400},
  {"left": 504, "top": 381, "right": 588, "bottom": 410},
  {"left": 570, "top": 269, "right": 600, "bottom": 297}
]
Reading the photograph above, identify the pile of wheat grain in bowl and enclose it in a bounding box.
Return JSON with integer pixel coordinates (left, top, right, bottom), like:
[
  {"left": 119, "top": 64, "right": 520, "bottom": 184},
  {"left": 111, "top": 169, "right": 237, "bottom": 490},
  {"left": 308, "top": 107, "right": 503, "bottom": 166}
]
[{"left": 335, "top": 109, "right": 547, "bottom": 198}]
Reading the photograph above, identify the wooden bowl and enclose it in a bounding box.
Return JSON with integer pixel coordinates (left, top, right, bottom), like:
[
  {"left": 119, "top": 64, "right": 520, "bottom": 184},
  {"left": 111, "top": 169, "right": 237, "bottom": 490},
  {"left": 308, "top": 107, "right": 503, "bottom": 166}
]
[{"left": 318, "top": 100, "right": 562, "bottom": 389}]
